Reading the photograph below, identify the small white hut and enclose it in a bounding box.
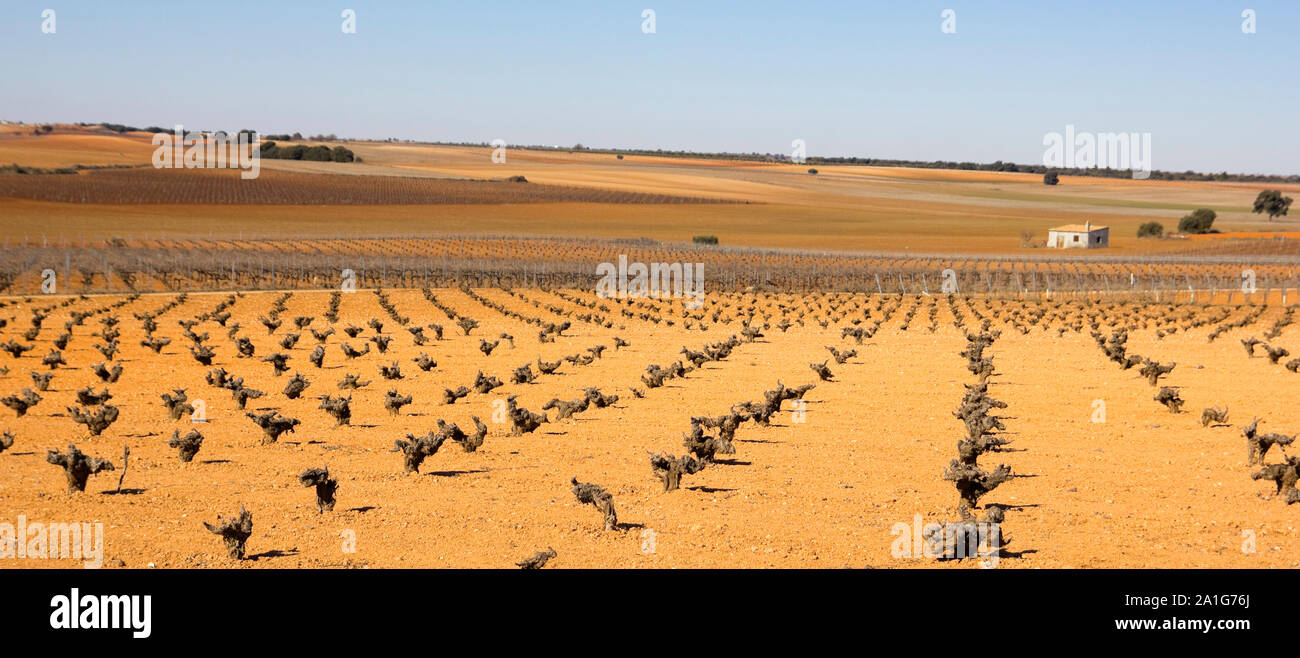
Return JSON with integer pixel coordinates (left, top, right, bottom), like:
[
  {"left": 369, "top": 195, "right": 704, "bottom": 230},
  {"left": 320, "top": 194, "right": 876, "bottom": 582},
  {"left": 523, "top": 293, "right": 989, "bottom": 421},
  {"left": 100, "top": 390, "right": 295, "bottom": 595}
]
[{"left": 1047, "top": 221, "right": 1108, "bottom": 249}]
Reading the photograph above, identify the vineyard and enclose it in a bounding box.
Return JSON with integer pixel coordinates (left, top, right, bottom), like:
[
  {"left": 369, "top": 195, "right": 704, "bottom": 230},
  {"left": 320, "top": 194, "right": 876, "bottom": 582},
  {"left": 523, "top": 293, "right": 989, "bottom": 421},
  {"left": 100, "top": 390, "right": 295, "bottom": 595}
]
[
  {"left": 1, "top": 236, "right": 1298, "bottom": 301},
  {"left": 0, "top": 285, "right": 1296, "bottom": 568},
  {"left": 1, "top": 124, "right": 1298, "bottom": 571}
]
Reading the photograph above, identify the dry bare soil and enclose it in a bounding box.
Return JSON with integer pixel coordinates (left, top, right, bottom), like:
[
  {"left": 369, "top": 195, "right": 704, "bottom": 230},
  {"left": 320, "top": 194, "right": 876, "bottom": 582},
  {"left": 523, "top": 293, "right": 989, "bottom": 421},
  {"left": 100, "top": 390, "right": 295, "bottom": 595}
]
[{"left": 1, "top": 288, "right": 1297, "bottom": 568}]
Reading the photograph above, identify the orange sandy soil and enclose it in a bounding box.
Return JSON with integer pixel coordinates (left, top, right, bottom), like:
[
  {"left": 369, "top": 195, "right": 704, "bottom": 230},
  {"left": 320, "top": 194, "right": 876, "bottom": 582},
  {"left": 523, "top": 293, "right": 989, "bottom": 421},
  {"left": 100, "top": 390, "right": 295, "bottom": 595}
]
[
  {"left": 0, "top": 289, "right": 1297, "bottom": 568},
  {"left": 3, "top": 127, "right": 1296, "bottom": 255}
]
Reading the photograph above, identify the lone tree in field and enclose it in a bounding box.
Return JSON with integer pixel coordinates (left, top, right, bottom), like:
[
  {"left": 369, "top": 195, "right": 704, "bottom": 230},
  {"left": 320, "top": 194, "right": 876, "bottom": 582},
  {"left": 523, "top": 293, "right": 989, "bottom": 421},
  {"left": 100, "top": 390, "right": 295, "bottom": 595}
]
[
  {"left": 1137, "top": 221, "right": 1164, "bottom": 238},
  {"left": 299, "top": 467, "right": 338, "bottom": 513},
  {"left": 46, "top": 443, "right": 114, "bottom": 492},
  {"left": 168, "top": 429, "right": 205, "bottom": 463},
  {"left": 204, "top": 506, "right": 253, "bottom": 559},
  {"left": 571, "top": 477, "right": 618, "bottom": 530},
  {"left": 1043, "top": 171, "right": 1059, "bottom": 185},
  {"left": 1253, "top": 189, "right": 1293, "bottom": 221},
  {"left": 1177, "top": 208, "right": 1216, "bottom": 234}
]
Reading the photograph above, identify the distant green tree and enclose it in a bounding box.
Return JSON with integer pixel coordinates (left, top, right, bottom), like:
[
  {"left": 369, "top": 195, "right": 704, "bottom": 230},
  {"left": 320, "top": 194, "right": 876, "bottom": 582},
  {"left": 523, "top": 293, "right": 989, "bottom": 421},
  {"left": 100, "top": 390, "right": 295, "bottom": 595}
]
[
  {"left": 808, "top": 168, "right": 818, "bottom": 175},
  {"left": 1137, "top": 221, "right": 1164, "bottom": 238},
  {"left": 330, "top": 146, "right": 355, "bottom": 162},
  {"left": 302, "top": 145, "right": 334, "bottom": 161},
  {"left": 1178, "top": 208, "right": 1216, "bottom": 234},
  {"left": 1253, "top": 190, "right": 1293, "bottom": 221},
  {"left": 1043, "top": 171, "right": 1059, "bottom": 185},
  {"left": 692, "top": 235, "right": 719, "bottom": 245}
]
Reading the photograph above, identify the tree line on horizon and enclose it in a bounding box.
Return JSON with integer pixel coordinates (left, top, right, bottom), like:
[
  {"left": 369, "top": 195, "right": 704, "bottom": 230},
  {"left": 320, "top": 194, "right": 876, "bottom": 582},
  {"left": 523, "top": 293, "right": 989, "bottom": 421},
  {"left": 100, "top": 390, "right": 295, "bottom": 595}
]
[
  {"left": 42, "top": 123, "right": 1300, "bottom": 184},
  {"left": 428, "top": 140, "right": 1300, "bottom": 184}
]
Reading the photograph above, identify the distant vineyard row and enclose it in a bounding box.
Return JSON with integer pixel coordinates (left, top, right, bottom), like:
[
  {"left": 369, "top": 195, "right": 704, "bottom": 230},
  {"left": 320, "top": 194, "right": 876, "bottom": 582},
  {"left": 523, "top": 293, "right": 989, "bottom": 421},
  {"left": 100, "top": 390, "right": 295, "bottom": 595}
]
[
  {"left": 0, "top": 168, "right": 743, "bottom": 205},
  {"left": 1, "top": 237, "right": 1297, "bottom": 298}
]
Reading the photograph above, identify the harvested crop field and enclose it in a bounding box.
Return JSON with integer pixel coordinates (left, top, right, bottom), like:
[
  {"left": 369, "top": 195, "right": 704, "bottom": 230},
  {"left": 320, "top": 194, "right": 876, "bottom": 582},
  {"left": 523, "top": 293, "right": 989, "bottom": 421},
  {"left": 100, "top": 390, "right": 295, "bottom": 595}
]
[
  {"left": 4, "top": 127, "right": 1297, "bottom": 255},
  {"left": 1, "top": 288, "right": 1297, "bottom": 568},
  {"left": 0, "top": 168, "right": 739, "bottom": 205}
]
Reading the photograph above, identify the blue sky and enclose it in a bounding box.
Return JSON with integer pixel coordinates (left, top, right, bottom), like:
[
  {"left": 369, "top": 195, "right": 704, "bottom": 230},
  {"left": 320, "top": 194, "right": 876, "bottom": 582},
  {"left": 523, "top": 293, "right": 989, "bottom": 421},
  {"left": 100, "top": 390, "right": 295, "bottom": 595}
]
[{"left": 2, "top": 0, "right": 1297, "bottom": 174}]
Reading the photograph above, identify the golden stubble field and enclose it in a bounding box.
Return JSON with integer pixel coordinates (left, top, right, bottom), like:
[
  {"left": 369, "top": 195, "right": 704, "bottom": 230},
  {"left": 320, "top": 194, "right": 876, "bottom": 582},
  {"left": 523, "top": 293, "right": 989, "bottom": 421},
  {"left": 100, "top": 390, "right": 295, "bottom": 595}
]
[
  {"left": 3, "top": 125, "right": 1297, "bottom": 254},
  {"left": 1, "top": 287, "right": 1297, "bottom": 568}
]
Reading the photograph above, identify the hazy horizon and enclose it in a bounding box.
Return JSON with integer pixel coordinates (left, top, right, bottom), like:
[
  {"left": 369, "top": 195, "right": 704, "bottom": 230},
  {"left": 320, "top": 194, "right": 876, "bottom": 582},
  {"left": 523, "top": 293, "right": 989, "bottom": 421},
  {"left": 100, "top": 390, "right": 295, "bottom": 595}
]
[{"left": 3, "top": 0, "right": 1297, "bottom": 175}]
